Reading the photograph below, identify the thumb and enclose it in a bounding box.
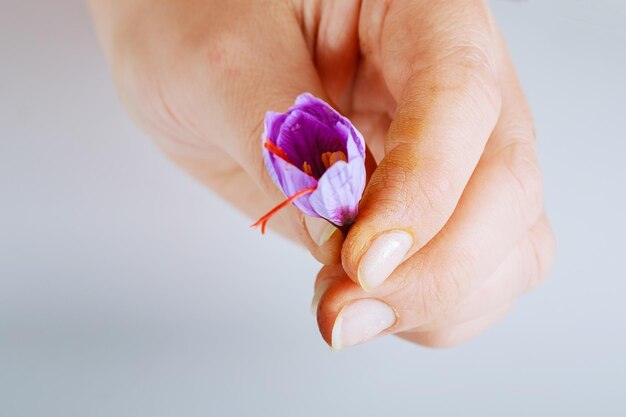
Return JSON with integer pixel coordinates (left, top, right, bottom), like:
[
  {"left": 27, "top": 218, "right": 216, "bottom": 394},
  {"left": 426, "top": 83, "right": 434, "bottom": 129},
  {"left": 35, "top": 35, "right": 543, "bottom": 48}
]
[{"left": 341, "top": 1, "right": 501, "bottom": 288}]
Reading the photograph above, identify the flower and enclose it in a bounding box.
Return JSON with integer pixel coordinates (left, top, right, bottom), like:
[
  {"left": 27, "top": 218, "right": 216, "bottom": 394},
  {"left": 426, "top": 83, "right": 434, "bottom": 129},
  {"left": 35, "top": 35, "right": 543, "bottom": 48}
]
[{"left": 252, "top": 93, "right": 366, "bottom": 233}]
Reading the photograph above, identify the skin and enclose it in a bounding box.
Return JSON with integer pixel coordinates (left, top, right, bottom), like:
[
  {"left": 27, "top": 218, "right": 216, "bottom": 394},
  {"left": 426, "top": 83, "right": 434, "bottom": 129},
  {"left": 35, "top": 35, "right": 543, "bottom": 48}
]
[{"left": 90, "top": 0, "right": 556, "bottom": 348}]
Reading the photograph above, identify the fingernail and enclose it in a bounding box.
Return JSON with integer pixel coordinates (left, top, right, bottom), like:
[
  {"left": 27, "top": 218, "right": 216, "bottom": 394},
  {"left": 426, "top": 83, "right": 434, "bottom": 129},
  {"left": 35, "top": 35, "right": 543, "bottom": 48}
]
[
  {"left": 357, "top": 231, "right": 413, "bottom": 291},
  {"left": 331, "top": 299, "right": 397, "bottom": 350},
  {"left": 305, "top": 216, "right": 337, "bottom": 246},
  {"left": 310, "top": 280, "right": 332, "bottom": 315}
]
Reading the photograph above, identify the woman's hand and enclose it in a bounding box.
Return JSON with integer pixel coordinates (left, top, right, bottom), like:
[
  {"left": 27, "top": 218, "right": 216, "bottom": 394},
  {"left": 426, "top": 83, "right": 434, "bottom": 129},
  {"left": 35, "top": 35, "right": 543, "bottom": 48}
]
[
  {"left": 90, "top": 0, "right": 349, "bottom": 264},
  {"left": 90, "top": 0, "right": 556, "bottom": 349},
  {"left": 313, "top": 0, "right": 556, "bottom": 349}
]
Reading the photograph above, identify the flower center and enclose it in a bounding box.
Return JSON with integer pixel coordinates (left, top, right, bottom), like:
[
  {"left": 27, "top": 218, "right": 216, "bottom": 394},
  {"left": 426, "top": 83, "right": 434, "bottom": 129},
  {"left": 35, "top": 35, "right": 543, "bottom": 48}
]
[
  {"left": 264, "top": 141, "right": 347, "bottom": 179},
  {"left": 320, "top": 151, "right": 347, "bottom": 170},
  {"left": 302, "top": 150, "right": 346, "bottom": 177},
  {"left": 254, "top": 144, "right": 348, "bottom": 234}
]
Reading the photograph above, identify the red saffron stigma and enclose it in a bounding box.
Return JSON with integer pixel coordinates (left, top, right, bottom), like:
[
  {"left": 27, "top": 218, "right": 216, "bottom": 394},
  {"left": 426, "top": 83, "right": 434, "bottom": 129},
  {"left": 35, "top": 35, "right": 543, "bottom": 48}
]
[
  {"left": 251, "top": 186, "right": 317, "bottom": 234},
  {"left": 264, "top": 141, "right": 293, "bottom": 165}
]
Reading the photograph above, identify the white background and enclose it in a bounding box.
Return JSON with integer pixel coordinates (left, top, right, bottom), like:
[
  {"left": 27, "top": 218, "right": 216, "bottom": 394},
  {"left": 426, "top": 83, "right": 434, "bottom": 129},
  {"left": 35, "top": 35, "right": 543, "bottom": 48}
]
[{"left": 1, "top": 1, "right": 625, "bottom": 416}]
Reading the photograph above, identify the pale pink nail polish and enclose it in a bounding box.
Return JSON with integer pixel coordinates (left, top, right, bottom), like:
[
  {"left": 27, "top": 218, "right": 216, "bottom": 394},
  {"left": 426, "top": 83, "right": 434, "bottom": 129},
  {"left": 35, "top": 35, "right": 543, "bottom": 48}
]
[
  {"left": 305, "top": 216, "right": 337, "bottom": 246},
  {"left": 331, "top": 299, "right": 397, "bottom": 350},
  {"left": 357, "top": 231, "right": 413, "bottom": 291}
]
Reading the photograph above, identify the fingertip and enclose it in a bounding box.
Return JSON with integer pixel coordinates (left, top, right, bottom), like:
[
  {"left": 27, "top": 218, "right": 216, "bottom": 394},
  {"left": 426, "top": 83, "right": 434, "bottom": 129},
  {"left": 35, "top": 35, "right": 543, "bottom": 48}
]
[
  {"left": 315, "top": 276, "right": 362, "bottom": 347},
  {"left": 330, "top": 298, "right": 397, "bottom": 350},
  {"left": 302, "top": 216, "right": 344, "bottom": 265},
  {"left": 305, "top": 216, "right": 339, "bottom": 247},
  {"left": 311, "top": 228, "right": 344, "bottom": 265},
  {"left": 342, "top": 219, "right": 415, "bottom": 291},
  {"left": 316, "top": 295, "right": 338, "bottom": 348}
]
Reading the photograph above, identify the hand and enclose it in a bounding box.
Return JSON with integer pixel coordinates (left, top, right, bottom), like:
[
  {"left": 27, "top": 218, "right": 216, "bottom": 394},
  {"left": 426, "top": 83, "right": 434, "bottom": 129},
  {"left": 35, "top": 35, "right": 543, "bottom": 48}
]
[
  {"left": 90, "top": 0, "right": 556, "bottom": 349},
  {"left": 312, "top": 1, "right": 556, "bottom": 349},
  {"left": 89, "top": 0, "right": 356, "bottom": 264}
]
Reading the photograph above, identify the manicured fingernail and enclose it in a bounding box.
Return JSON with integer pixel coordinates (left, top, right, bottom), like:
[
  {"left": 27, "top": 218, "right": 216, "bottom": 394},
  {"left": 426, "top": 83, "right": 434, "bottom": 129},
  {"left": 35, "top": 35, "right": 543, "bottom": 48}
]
[
  {"left": 331, "top": 299, "right": 397, "bottom": 350},
  {"left": 305, "top": 216, "right": 337, "bottom": 246},
  {"left": 357, "top": 231, "right": 413, "bottom": 291},
  {"left": 310, "top": 280, "right": 332, "bottom": 315}
]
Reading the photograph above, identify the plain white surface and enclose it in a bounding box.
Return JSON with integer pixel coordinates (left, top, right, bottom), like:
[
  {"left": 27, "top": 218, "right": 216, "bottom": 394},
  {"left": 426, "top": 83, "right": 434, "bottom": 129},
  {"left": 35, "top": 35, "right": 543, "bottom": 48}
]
[{"left": 1, "top": 1, "right": 625, "bottom": 416}]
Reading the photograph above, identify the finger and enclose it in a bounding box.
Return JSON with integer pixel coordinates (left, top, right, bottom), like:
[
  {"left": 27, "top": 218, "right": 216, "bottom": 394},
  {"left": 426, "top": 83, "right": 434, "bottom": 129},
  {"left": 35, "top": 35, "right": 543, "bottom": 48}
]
[
  {"left": 396, "top": 303, "right": 513, "bottom": 349},
  {"left": 414, "top": 214, "right": 556, "bottom": 332},
  {"left": 169, "top": 3, "right": 349, "bottom": 263},
  {"left": 311, "top": 264, "right": 345, "bottom": 315},
  {"left": 318, "top": 97, "right": 545, "bottom": 348},
  {"left": 343, "top": 0, "right": 503, "bottom": 289},
  {"left": 326, "top": 138, "right": 544, "bottom": 343},
  {"left": 307, "top": 0, "right": 360, "bottom": 108}
]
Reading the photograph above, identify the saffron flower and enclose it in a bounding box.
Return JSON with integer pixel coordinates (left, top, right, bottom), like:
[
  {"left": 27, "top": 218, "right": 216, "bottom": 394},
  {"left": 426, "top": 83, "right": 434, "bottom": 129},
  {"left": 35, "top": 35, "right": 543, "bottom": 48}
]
[{"left": 253, "top": 93, "right": 366, "bottom": 233}]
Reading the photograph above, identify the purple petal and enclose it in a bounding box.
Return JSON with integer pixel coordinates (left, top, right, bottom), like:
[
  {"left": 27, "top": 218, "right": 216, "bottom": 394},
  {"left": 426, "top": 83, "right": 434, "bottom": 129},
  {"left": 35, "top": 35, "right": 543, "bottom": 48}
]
[
  {"left": 277, "top": 110, "right": 348, "bottom": 177},
  {"left": 264, "top": 111, "right": 288, "bottom": 143},
  {"left": 263, "top": 146, "right": 319, "bottom": 216},
  {"left": 333, "top": 119, "right": 365, "bottom": 161},
  {"left": 346, "top": 124, "right": 365, "bottom": 160},
  {"left": 293, "top": 93, "right": 365, "bottom": 161},
  {"left": 262, "top": 144, "right": 285, "bottom": 191},
  {"left": 293, "top": 93, "right": 341, "bottom": 126},
  {"left": 261, "top": 93, "right": 367, "bottom": 224},
  {"left": 308, "top": 157, "right": 366, "bottom": 226}
]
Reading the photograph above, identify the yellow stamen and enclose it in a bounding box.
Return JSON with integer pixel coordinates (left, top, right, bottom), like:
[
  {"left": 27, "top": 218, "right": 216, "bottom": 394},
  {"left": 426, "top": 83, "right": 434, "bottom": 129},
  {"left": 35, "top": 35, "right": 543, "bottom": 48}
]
[
  {"left": 302, "top": 161, "right": 313, "bottom": 176},
  {"left": 321, "top": 151, "right": 347, "bottom": 169}
]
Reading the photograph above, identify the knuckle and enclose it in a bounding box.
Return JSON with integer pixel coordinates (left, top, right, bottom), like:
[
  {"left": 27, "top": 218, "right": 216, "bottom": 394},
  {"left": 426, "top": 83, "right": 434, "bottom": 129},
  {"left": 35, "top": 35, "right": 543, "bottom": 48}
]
[
  {"left": 434, "top": 42, "right": 501, "bottom": 113},
  {"left": 524, "top": 240, "right": 543, "bottom": 290},
  {"left": 139, "top": 80, "right": 183, "bottom": 132},
  {"left": 526, "top": 221, "right": 557, "bottom": 289},
  {"left": 394, "top": 42, "right": 501, "bottom": 136},
  {"left": 111, "top": 55, "right": 216, "bottom": 154},
  {"left": 357, "top": 0, "right": 389, "bottom": 57},
  {"left": 107, "top": 36, "right": 197, "bottom": 149},
  {"left": 501, "top": 143, "right": 544, "bottom": 227},
  {"left": 130, "top": 77, "right": 201, "bottom": 152},
  {"left": 440, "top": 42, "right": 494, "bottom": 77}
]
